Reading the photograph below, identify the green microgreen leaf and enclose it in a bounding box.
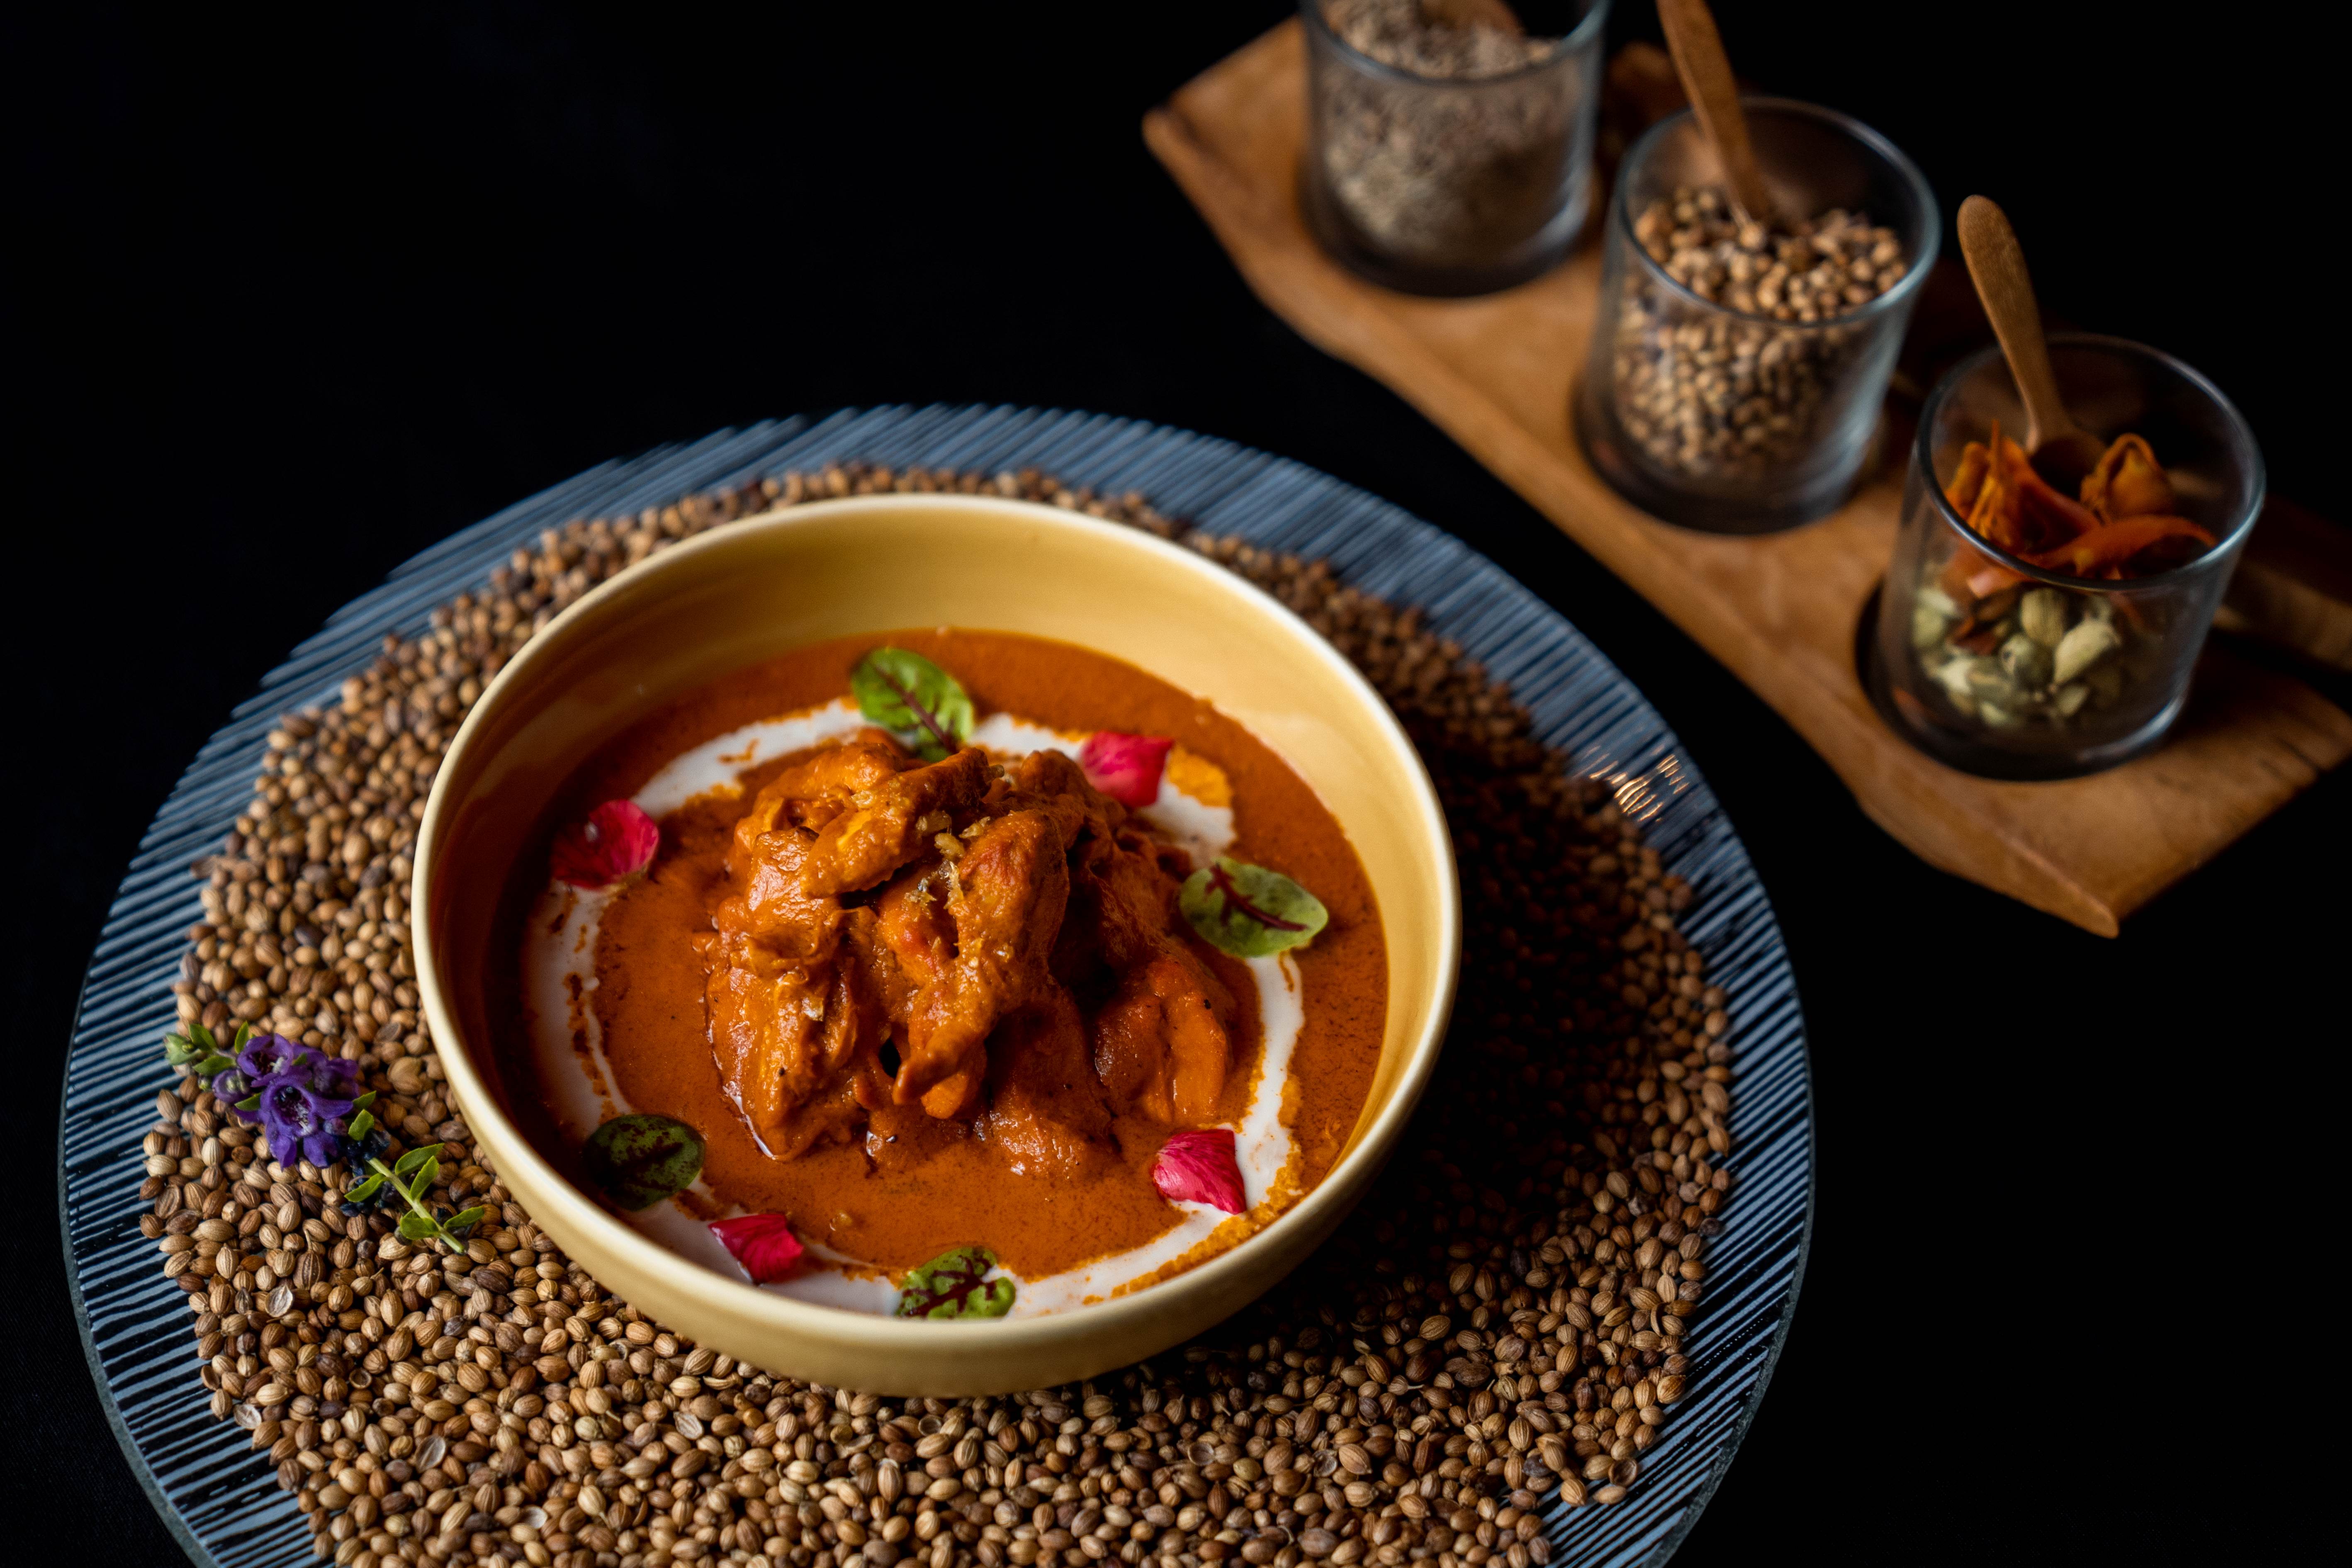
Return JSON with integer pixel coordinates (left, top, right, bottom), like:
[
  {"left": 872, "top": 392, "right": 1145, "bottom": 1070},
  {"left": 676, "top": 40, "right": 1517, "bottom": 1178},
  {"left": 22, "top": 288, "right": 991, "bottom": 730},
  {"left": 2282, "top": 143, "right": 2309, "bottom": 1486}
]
[
  {"left": 446, "top": 1206, "right": 489, "bottom": 1236},
  {"left": 406, "top": 1156, "right": 441, "bottom": 1199},
  {"left": 894, "top": 1245, "right": 1016, "bottom": 1320},
  {"left": 195, "top": 1053, "right": 236, "bottom": 1077},
  {"left": 392, "top": 1144, "right": 441, "bottom": 1179},
  {"left": 351, "top": 1090, "right": 377, "bottom": 1113},
  {"left": 1179, "top": 857, "right": 1330, "bottom": 958},
  {"left": 235, "top": 1093, "right": 261, "bottom": 1112},
  {"left": 190, "top": 1023, "right": 219, "bottom": 1050},
  {"left": 849, "top": 647, "right": 974, "bottom": 762},
  {"left": 163, "top": 1033, "right": 205, "bottom": 1067},
  {"left": 583, "top": 1113, "right": 706, "bottom": 1211},
  {"left": 353, "top": 1145, "right": 473, "bottom": 1248},
  {"left": 346, "top": 1109, "right": 376, "bottom": 1140}
]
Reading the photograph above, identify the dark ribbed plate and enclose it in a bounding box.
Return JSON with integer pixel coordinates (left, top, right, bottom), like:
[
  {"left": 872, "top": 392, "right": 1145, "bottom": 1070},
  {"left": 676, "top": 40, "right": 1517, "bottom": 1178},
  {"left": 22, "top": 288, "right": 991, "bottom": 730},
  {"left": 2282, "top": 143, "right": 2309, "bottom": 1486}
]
[{"left": 61, "top": 406, "right": 1813, "bottom": 1568}]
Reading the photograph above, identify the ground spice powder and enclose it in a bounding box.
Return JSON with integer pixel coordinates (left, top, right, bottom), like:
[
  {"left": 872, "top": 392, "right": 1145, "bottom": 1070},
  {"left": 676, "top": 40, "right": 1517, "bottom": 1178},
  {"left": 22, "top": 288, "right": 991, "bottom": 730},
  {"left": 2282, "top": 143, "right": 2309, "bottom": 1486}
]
[
  {"left": 141, "top": 464, "right": 1736, "bottom": 1568},
  {"left": 1311, "top": 0, "right": 1575, "bottom": 271}
]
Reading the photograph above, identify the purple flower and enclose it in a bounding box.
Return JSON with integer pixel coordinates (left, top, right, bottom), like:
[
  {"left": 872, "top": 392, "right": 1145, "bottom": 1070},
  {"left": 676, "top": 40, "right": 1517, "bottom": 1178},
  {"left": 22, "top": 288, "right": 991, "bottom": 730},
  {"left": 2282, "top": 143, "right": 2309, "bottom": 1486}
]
[
  {"left": 224, "top": 1033, "right": 361, "bottom": 1168},
  {"left": 236, "top": 1031, "right": 302, "bottom": 1081}
]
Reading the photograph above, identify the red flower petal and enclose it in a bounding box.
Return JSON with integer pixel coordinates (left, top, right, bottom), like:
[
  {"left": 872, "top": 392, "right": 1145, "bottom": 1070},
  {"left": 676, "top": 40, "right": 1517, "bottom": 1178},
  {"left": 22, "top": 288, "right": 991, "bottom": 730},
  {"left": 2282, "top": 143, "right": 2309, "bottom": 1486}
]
[
  {"left": 1079, "top": 732, "right": 1173, "bottom": 809},
  {"left": 551, "top": 800, "right": 660, "bottom": 889},
  {"left": 708, "top": 1212, "right": 807, "bottom": 1283},
  {"left": 1153, "top": 1128, "right": 1246, "bottom": 1215}
]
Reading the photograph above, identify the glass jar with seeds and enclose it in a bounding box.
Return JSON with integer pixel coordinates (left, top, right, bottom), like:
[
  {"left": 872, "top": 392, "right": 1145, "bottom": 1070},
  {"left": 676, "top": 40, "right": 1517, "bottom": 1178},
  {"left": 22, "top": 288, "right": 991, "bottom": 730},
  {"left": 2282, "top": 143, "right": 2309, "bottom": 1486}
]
[
  {"left": 1575, "top": 100, "right": 1936, "bottom": 532},
  {"left": 1300, "top": 0, "right": 1609, "bottom": 297},
  {"left": 1867, "top": 335, "right": 2264, "bottom": 779}
]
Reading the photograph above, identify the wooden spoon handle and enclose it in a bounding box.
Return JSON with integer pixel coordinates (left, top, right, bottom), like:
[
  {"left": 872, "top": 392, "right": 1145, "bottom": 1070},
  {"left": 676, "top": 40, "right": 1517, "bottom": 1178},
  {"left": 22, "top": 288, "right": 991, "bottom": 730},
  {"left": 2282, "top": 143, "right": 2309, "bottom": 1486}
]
[
  {"left": 1656, "top": 0, "right": 1772, "bottom": 224},
  {"left": 1956, "top": 196, "right": 2074, "bottom": 450}
]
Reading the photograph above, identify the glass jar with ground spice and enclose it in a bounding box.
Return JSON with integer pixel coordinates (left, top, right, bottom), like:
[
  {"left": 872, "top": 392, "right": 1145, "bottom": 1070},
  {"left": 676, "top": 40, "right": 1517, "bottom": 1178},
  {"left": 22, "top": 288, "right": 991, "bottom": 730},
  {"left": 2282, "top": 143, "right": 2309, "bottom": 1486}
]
[
  {"left": 1575, "top": 100, "right": 1936, "bottom": 532},
  {"left": 1301, "top": 0, "right": 1609, "bottom": 296},
  {"left": 1865, "top": 335, "right": 2264, "bottom": 779}
]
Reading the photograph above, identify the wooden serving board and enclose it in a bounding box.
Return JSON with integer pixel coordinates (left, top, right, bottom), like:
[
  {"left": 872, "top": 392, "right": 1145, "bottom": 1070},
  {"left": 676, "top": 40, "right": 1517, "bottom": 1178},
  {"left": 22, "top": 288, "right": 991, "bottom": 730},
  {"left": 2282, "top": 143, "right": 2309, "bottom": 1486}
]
[{"left": 1143, "top": 20, "right": 2352, "bottom": 936}]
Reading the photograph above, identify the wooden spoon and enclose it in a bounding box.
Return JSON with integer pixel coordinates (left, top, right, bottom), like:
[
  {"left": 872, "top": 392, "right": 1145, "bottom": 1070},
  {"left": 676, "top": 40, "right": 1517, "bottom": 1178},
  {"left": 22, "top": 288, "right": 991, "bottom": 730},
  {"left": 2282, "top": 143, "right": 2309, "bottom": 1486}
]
[
  {"left": 1655, "top": 0, "right": 1773, "bottom": 224},
  {"left": 1954, "top": 195, "right": 2106, "bottom": 491}
]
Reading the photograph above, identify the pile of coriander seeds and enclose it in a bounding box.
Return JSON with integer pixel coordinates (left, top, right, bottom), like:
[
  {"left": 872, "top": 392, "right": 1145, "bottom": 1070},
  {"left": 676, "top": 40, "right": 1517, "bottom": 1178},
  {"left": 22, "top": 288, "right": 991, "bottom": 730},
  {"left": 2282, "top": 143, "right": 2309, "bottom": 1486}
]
[
  {"left": 1606, "top": 184, "right": 1909, "bottom": 482},
  {"left": 143, "top": 462, "right": 1736, "bottom": 1568}
]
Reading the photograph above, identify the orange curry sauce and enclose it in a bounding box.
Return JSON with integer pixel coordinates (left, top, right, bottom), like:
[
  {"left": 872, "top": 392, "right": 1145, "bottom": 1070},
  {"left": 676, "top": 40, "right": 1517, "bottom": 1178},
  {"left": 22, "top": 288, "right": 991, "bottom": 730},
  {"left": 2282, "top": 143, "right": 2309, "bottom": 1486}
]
[{"left": 494, "top": 631, "right": 1386, "bottom": 1285}]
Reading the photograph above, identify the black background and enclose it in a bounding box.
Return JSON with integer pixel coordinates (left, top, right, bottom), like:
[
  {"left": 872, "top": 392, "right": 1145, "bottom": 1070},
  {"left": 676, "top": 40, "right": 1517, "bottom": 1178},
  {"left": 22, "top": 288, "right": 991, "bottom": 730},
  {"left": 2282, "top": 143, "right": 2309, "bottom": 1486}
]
[{"left": 9, "top": 2, "right": 2345, "bottom": 1562}]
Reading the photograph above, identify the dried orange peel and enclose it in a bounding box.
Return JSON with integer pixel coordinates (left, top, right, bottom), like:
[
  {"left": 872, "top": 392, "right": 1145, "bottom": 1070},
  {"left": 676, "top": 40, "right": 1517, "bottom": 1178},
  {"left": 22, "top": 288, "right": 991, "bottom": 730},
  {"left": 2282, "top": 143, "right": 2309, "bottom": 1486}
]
[
  {"left": 2080, "top": 433, "right": 2176, "bottom": 522},
  {"left": 1940, "top": 424, "right": 2211, "bottom": 591},
  {"left": 2025, "top": 514, "right": 2214, "bottom": 578}
]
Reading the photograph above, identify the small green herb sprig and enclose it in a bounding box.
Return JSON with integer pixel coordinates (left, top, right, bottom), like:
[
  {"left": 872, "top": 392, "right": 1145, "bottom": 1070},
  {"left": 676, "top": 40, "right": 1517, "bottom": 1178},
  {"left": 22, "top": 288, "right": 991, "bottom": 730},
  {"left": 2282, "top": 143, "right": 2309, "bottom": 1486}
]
[
  {"left": 163, "top": 1019, "right": 247, "bottom": 1080},
  {"left": 894, "top": 1245, "right": 1016, "bottom": 1320},
  {"left": 851, "top": 647, "right": 974, "bottom": 761},
  {"left": 338, "top": 1112, "right": 489, "bottom": 1247},
  {"left": 1179, "top": 857, "right": 1329, "bottom": 958}
]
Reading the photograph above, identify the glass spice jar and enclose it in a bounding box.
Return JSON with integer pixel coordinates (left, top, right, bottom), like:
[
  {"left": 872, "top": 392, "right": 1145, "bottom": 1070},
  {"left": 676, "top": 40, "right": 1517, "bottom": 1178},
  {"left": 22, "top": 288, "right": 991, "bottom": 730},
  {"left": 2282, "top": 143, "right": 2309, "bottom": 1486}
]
[
  {"left": 1300, "top": 0, "right": 1610, "bottom": 297},
  {"left": 1575, "top": 100, "right": 1937, "bottom": 533},
  {"left": 1865, "top": 335, "right": 2264, "bottom": 780}
]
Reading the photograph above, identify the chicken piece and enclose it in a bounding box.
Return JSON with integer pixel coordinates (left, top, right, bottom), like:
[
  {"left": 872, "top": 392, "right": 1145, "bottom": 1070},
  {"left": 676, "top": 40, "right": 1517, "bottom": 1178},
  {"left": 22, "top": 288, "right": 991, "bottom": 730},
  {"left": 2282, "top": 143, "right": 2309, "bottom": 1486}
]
[
  {"left": 895, "top": 809, "right": 1071, "bottom": 1112},
  {"left": 721, "top": 823, "right": 840, "bottom": 962},
  {"left": 700, "top": 930, "right": 822, "bottom": 1139},
  {"left": 703, "top": 737, "right": 978, "bottom": 1150},
  {"left": 701, "top": 722, "right": 1235, "bottom": 1164},
  {"left": 756, "top": 737, "right": 907, "bottom": 834},
  {"left": 801, "top": 746, "right": 989, "bottom": 896},
  {"left": 871, "top": 861, "right": 955, "bottom": 1016},
  {"left": 985, "top": 748, "right": 1110, "bottom": 850},
  {"left": 702, "top": 800, "right": 845, "bottom": 1147},
  {"left": 1090, "top": 949, "right": 1236, "bottom": 1126},
  {"left": 713, "top": 742, "right": 907, "bottom": 956},
  {"left": 1055, "top": 791, "right": 1236, "bottom": 1122},
  {"left": 1061, "top": 825, "right": 1196, "bottom": 976},
  {"left": 703, "top": 908, "right": 895, "bottom": 1155},
  {"left": 865, "top": 855, "right": 984, "bottom": 1108},
  {"left": 980, "top": 987, "right": 1116, "bottom": 1181},
  {"left": 755, "top": 910, "right": 901, "bottom": 1157}
]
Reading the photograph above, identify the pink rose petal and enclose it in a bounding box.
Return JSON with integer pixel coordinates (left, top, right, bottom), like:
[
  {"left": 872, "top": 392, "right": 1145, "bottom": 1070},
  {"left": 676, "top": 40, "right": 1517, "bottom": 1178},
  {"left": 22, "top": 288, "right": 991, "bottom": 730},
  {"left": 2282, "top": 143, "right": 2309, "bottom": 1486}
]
[
  {"left": 1153, "top": 1128, "right": 1246, "bottom": 1215},
  {"left": 708, "top": 1212, "right": 808, "bottom": 1283},
  {"left": 1079, "top": 731, "right": 1173, "bottom": 809},
  {"left": 551, "top": 800, "right": 660, "bottom": 888}
]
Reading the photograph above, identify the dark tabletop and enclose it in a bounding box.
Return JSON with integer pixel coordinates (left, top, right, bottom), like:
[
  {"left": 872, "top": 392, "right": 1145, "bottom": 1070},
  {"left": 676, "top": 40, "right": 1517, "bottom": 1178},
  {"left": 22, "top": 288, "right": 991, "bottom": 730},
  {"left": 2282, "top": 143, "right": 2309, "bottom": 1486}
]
[{"left": 10, "top": 3, "right": 2345, "bottom": 1562}]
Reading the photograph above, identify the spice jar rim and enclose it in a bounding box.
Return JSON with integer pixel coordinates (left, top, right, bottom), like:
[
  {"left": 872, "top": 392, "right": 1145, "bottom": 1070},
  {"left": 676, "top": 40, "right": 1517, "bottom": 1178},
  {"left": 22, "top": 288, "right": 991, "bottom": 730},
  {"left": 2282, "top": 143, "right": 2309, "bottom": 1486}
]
[
  {"left": 1914, "top": 333, "right": 2267, "bottom": 592},
  {"left": 1297, "top": 0, "right": 1610, "bottom": 90},
  {"left": 1610, "top": 97, "right": 1939, "bottom": 333}
]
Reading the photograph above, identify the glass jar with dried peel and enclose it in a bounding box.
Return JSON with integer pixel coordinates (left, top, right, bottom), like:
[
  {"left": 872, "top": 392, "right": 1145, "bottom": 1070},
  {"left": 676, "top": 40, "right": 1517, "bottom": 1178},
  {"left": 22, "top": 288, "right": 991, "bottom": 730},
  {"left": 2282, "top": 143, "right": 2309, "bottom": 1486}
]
[{"left": 1866, "top": 335, "right": 2265, "bottom": 780}]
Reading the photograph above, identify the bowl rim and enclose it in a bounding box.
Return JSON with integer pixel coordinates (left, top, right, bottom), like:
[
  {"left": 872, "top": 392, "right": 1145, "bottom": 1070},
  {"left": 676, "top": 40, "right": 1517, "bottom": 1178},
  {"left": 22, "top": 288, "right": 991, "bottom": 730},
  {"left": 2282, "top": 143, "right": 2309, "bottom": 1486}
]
[{"left": 412, "top": 491, "right": 1463, "bottom": 1350}]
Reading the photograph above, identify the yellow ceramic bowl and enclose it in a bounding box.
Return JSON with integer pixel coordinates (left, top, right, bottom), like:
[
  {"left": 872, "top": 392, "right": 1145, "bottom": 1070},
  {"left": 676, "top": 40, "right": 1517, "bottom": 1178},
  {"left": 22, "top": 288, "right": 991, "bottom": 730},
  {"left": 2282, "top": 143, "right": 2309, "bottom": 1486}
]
[{"left": 414, "top": 494, "right": 1459, "bottom": 1395}]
